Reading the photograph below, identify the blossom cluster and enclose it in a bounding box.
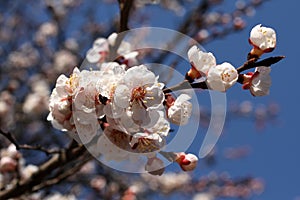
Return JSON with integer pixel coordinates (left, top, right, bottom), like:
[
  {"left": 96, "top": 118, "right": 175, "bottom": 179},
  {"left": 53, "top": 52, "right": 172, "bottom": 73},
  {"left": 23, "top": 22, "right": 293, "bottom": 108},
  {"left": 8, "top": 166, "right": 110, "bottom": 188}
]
[
  {"left": 0, "top": 144, "right": 39, "bottom": 189},
  {"left": 48, "top": 32, "right": 197, "bottom": 175},
  {"left": 187, "top": 24, "right": 276, "bottom": 96},
  {"left": 48, "top": 24, "right": 278, "bottom": 175}
]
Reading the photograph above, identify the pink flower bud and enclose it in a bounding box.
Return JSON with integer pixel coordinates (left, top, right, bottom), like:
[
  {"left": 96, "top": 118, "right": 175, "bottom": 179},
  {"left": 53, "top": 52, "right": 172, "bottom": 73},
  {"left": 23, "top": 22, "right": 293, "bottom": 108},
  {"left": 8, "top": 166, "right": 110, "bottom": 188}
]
[
  {"left": 176, "top": 152, "right": 198, "bottom": 171},
  {"left": 0, "top": 156, "right": 17, "bottom": 173}
]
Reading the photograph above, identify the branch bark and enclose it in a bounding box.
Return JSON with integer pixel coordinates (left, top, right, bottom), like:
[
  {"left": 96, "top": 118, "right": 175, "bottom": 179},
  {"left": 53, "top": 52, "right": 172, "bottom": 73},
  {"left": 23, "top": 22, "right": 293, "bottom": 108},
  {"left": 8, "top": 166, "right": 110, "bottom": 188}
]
[
  {"left": 0, "top": 140, "right": 86, "bottom": 200},
  {"left": 237, "top": 56, "right": 285, "bottom": 73},
  {"left": 118, "top": 0, "right": 134, "bottom": 32}
]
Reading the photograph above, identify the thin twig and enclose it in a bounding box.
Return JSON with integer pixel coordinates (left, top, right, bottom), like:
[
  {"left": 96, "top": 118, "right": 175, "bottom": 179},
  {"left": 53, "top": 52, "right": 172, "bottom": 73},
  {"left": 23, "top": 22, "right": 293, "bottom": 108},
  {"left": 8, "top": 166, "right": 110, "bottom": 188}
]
[
  {"left": 163, "top": 78, "right": 208, "bottom": 94},
  {"left": 0, "top": 129, "right": 60, "bottom": 155},
  {"left": 108, "top": 0, "right": 133, "bottom": 61},
  {"left": 18, "top": 144, "right": 61, "bottom": 155},
  {"left": 237, "top": 56, "right": 285, "bottom": 73},
  {"left": 0, "top": 129, "right": 19, "bottom": 147}
]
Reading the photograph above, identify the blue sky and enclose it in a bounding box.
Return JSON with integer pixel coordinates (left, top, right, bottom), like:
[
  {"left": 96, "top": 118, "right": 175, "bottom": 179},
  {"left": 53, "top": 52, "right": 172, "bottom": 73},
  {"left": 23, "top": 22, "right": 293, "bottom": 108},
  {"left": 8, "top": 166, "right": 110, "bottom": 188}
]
[{"left": 202, "top": 1, "right": 300, "bottom": 199}]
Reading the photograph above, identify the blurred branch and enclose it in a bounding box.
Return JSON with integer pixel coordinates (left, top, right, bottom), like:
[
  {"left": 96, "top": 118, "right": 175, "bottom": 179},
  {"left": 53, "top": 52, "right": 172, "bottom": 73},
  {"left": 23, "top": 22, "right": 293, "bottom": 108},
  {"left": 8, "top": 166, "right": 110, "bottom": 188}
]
[
  {"left": 118, "top": 0, "right": 134, "bottom": 32},
  {"left": 0, "top": 140, "right": 86, "bottom": 200},
  {"left": 32, "top": 153, "right": 93, "bottom": 192},
  {"left": 0, "top": 129, "right": 18, "bottom": 147},
  {"left": 0, "top": 129, "right": 60, "bottom": 155},
  {"left": 153, "top": 0, "right": 210, "bottom": 64},
  {"left": 108, "top": 0, "right": 134, "bottom": 61}
]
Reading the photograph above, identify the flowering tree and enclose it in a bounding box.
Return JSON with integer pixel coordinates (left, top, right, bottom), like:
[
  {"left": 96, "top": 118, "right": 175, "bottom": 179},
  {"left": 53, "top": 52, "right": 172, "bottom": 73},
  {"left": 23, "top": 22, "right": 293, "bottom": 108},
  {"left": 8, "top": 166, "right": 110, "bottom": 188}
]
[{"left": 0, "top": 0, "right": 284, "bottom": 199}]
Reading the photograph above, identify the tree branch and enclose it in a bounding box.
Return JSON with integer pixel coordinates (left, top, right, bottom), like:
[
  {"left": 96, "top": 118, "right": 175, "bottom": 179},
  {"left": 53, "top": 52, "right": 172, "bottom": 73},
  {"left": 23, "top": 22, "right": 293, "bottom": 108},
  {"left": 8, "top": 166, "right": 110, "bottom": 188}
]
[
  {"left": 237, "top": 56, "right": 285, "bottom": 73},
  {"left": 118, "top": 0, "right": 134, "bottom": 32},
  {"left": 163, "top": 55, "right": 285, "bottom": 94},
  {"left": 32, "top": 153, "right": 93, "bottom": 193},
  {"left": 152, "top": 0, "right": 210, "bottom": 64},
  {"left": 0, "top": 129, "right": 60, "bottom": 155},
  {"left": 163, "top": 78, "right": 208, "bottom": 94},
  {"left": 0, "top": 140, "right": 86, "bottom": 200}
]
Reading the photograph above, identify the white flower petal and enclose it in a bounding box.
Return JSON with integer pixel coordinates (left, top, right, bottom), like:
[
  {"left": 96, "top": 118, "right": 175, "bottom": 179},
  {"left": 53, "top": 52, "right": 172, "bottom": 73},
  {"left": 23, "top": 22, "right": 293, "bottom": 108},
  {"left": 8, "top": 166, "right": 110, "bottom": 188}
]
[
  {"left": 96, "top": 133, "right": 128, "bottom": 161},
  {"left": 124, "top": 65, "right": 156, "bottom": 88},
  {"left": 86, "top": 48, "right": 101, "bottom": 63},
  {"left": 93, "top": 38, "right": 109, "bottom": 52},
  {"left": 114, "top": 85, "right": 131, "bottom": 108},
  {"left": 107, "top": 33, "right": 118, "bottom": 46},
  {"left": 103, "top": 102, "right": 124, "bottom": 118},
  {"left": 250, "top": 24, "right": 276, "bottom": 50},
  {"left": 144, "top": 85, "right": 165, "bottom": 108},
  {"left": 188, "top": 45, "right": 216, "bottom": 75},
  {"left": 168, "top": 94, "right": 192, "bottom": 125},
  {"left": 206, "top": 62, "right": 238, "bottom": 92},
  {"left": 250, "top": 66, "right": 272, "bottom": 96},
  {"left": 131, "top": 102, "right": 150, "bottom": 126}
]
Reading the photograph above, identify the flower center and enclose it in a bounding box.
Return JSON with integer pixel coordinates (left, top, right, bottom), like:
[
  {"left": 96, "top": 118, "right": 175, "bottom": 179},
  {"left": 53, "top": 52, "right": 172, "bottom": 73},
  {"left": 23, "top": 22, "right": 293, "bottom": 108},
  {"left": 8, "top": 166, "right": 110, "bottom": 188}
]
[
  {"left": 222, "top": 69, "right": 236, "bottom": 82},
  {"left": 131, "top": 87, "right": 146, "bottom": 102}
]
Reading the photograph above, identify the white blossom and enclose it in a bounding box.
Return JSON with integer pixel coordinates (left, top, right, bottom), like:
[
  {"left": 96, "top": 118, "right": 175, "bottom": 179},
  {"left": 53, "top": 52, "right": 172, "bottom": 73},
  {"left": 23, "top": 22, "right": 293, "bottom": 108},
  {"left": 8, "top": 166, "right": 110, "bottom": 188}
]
[
  {"left": 193, "top": 193, "right": 215, "bottom": 200},
  {"left": 113, "top": 65, "right": 164, "bottom": 127},
  {"left": 167, "top": 94, "right": 192, "bottom": 125},
  {"left": 249, "top": 24, "right": 276, "bottom": 52},
  {"left": 53, "top": 50, "right": 77, "bottom": 72},
  {"left": 86, "top": 33, "right": 138, "bottom": 66},
  {"left": 44, "top": 193, "right": 77, "bottom": 200},
  {"left": 206, "top": 62, "right": 238, "bottom": 92},
  {"left": 97, "top": 62, "right": 126, "bottom": 99},
  {"left": 72, "top": 70, "right": 104, "bottom": 143},
  {"left": 95, "top": 128, "right": 133, "bottom": 161},
  {"left": 188, "top": 45, "right": 216, "bottom": 78},
  {"left": 250, "top": 67, "right": 272, "bottom": 96},
  {"left": 135, "top": 0, "right": 160, "bottom": 7},
  {"left": 47, "top": 87, "right": 72, "bottom": 131},
  {"left": 243, "top": 66, "right": 272, "bottom": 96},
  {"left": 47, "top": 67, "right": 103, "bottom": 142},
  {"left": 21, "top": 164, "right": 38, "bottom": 180},
  {"left": 86, "top": 38, "right": 109, "bottom": 63},
  {"left": 0, "top": 157, "right": 17, "bottom": 173},
  {"left": 6, "top": 144, "right": 19, "bottom": 159}
]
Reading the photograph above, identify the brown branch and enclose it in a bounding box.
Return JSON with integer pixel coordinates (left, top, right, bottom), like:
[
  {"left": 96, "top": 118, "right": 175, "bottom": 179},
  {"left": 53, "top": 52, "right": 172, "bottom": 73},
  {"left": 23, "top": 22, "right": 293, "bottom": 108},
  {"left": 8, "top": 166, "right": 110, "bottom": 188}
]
[
  {"left": 32, "top": 153, "right": 93, "bottom": 192},
  {"left": 0, "top": 129, "right": 18, "bottom": 147},
  {"left": 0, "top": 140, "right": 86, "bottom": 200},
  {"left": 237, "top": 56, "right": 285, "bottom": 73},
  {"left": 0, "top": 129, "right": 60, "bottom": 155},
  {"left": 108, "top": 0, "right": 133, "bottom": 61},
  {"left": 118, "top": 0, "right": 134, "bottom": 32},
  {"left": 163, "top": 78, "right": 208, "bottom": 94},
  {"left": 18, "top": 144, "right": 61, "bottom": 155}
]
